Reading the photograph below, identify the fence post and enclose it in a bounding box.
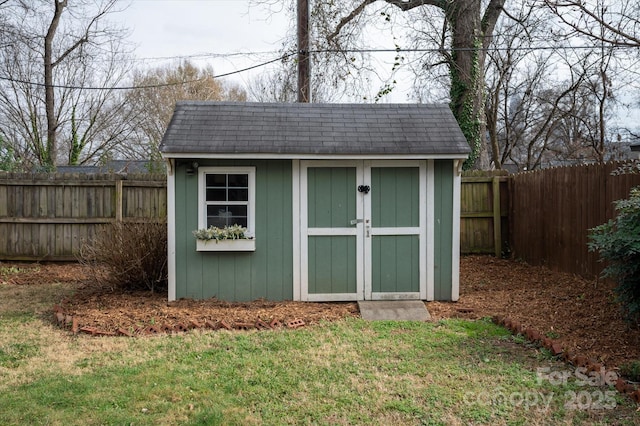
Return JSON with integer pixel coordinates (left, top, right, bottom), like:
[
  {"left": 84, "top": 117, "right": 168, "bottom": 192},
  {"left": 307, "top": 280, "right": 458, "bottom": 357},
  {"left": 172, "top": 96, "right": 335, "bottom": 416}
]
[
  {"left": 492, "top": 176, "right": 502, "bottom": 257},
  {"left": 115, "top": 179, "right": 123, "bottom": 223}
]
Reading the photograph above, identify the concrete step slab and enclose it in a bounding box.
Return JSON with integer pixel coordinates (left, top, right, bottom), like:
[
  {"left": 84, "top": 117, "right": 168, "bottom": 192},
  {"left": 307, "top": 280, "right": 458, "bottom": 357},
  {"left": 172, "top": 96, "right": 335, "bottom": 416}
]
[{"left": 358, "top": 300, "right": 431, "bottom": 321}]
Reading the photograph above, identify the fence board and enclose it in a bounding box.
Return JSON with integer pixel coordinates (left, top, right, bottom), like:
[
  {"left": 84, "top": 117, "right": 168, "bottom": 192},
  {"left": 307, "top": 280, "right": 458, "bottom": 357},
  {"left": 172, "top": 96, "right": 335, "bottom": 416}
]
[
  {"left": 460, "top": 171, "right": 510, "bottom": 256},
  {"left": 0, "top": 173, "right": 167, "bottom": 261},
  {"left": 9, "top": 163, "right": 634, "bottom": 266},
  {"left": 510, "top": 161, "right": 640, "bottom": 280}
]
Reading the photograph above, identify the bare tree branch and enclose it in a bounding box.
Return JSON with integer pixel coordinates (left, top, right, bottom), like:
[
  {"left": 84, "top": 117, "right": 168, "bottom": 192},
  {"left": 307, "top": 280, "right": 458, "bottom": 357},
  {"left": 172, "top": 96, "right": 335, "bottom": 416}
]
[
  {"left": 545, "top": 0, "right": 640, "bottom": 46},
  {"left": 327, "top": 0, "right": 377, "bottom": 45},
  {"left": 481, "top": 0, "right": 506, "bottom": 49}
]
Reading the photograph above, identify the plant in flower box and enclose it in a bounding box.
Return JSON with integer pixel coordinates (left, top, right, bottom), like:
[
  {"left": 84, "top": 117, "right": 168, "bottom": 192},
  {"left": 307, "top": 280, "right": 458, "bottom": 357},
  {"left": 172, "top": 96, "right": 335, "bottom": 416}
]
[{"left": 192, "top": 225, "right": 255, "bottom": 251}]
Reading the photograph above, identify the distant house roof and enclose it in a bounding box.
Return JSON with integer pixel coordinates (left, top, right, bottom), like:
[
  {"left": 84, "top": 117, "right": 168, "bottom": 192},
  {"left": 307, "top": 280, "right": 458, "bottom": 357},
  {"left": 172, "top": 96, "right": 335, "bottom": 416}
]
[
  {"left": 159, "top": 102, "right": 471, "bottom": 158},
  {"left": 56, "top": 160, "right": 162, "bottom": 174}
]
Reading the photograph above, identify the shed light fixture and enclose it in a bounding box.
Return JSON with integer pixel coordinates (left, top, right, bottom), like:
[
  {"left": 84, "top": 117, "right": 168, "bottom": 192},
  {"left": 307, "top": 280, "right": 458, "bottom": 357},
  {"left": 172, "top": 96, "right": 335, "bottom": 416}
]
[{"left": 186, "top": 161, "right": 199, "bottom": 175}]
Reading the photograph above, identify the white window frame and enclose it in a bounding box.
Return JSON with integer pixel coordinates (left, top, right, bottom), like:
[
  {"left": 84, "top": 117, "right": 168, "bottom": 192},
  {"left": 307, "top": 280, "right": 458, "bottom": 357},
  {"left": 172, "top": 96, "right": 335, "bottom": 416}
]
[{"left": 198, "top": 166, "right": 256, "bottom": 237}]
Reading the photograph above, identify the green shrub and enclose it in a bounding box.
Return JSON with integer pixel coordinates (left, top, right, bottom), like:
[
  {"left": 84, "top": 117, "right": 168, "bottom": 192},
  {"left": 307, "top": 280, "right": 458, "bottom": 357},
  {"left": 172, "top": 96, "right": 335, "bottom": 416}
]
[
  {"left": 619, "top": 360, "right": 640, "bottom": 382},
  {"left": 79, "top": 220, "right": 168, "bottom": 293},
  {"left": 588, "top": 187, "right": 640, "bottom": 323}
]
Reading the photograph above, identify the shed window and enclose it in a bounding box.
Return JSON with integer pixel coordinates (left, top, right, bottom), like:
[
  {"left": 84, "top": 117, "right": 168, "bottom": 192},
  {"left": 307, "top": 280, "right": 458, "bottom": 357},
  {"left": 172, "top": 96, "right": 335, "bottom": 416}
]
[{"left": 198, "top": 167, "right": 255, "bottom": 235}]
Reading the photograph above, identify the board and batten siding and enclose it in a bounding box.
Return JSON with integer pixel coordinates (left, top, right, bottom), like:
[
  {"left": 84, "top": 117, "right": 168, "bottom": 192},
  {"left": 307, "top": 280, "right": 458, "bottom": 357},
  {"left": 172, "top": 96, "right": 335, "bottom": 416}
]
[
  {"left": 306, "top": 167, "right": 358, "bottom": 295},
  {"left": 370, "top": 166, "right": 421, "bottom": 294},
  {"left": 433, "top": 160, "right": 455, "bottom": 301},
  {"left": 173, "top": 159, "right": 293, "bottom": 301}
]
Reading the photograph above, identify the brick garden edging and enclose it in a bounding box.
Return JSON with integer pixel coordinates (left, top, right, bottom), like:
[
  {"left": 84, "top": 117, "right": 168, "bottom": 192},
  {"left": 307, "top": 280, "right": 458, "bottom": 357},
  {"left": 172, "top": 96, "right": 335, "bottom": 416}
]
[
  {"left": 492, "top": 315, "right": 640, "bottom": 405},
  {"left": 52, "top": 304, "right": 305, "bottom": 338}
]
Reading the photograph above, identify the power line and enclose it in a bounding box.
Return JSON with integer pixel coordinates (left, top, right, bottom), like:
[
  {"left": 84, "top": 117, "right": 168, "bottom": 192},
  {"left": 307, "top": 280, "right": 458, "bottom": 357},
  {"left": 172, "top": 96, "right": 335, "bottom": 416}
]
[
  {"left": 106, "top": 43, "right": 635, "bottom": 64},
  {"left": 0, "top": 53, "right": 294, "bottom": 90},
  {"left": 128, "top": 50, "right": 283, "bottom": 63},
  {"left": 0, "top": 43, "right": 634, "bottom": 91}
]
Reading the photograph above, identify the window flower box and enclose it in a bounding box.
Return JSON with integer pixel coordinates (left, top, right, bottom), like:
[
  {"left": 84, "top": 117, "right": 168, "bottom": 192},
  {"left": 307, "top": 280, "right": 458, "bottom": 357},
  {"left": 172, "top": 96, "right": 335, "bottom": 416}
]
[
  {"left": 193, "top": 225, "right": 255, "bottom": 252},
  {"left": 196, "top": 238, "right": 255, "bottom": 252}
]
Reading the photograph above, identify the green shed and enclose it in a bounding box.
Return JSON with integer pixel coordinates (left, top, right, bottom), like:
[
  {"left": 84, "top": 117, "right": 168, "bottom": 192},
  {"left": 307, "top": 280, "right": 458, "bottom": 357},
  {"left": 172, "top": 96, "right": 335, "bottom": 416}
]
[{"left": 159, "top": 102, "right": 470, "bottom": 303}]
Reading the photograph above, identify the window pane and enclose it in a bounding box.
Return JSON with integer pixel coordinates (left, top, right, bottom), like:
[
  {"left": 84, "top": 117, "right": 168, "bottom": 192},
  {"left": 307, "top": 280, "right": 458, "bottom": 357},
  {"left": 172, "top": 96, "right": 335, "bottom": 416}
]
[
  {"left": 208, "top": 205, "right": 231, "bottom": 217},
  {"left": 228, "top": 205, "right": 247, "bottom": 217},
  {"left": 227, "top": 188, "right": 248, "bottom": 201},
  {"left": 206, "top": 174, "right": 226, "bottom": 187},
  {"left": 206, "top": 216, "right": 248, "bottom": 228},
  {"left": 207, "top": 216, "right": 227, "bottom": 228},
  {"left": 207, "top": 205, "right": 247, "bottom": 228},
  {"left": 206, "top": 188, "right": 227, "bottom": 201},
  {"left": 202, "top": 170, "right": 251, "bottom": 231},
  {"left": 232, "top": 217, "right": 248, "bottom": 227},
  {"left": 228, "top": 174, "right": 248, "bottom": 187},
  {"left": 207, "top": 205, "right": 229, "bottom": 228}
]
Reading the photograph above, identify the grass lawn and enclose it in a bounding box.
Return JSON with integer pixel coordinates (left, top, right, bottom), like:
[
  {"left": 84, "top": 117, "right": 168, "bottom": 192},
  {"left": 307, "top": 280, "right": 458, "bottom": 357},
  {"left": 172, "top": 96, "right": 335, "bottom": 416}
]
[{"left": 0, "top": 280, "right": 638, "bottom": 425}]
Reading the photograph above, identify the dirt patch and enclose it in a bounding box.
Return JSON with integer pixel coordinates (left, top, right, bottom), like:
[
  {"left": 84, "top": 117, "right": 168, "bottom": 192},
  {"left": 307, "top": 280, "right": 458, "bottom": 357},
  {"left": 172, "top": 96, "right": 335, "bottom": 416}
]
[{"left": 2, "top": 256, "right": 639, "bottom": 369}]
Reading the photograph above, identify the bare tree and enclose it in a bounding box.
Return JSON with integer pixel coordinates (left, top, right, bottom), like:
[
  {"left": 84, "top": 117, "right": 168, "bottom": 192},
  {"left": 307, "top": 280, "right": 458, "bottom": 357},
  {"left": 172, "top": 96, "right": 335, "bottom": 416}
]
[
  {"left": 247, "top": 63, "right": 298, "bottom": 103},
  {"left": 258, "top": 0, "right": 506, "bottom": 169},
  {"left": 486, "top": 44, "right": 622, "bottom": 172},
  {"left": 0, "top": 0, "right": 133, "bottom": 170},
  {"left": 121, "top": 60, "right": 247, "bottom": 161},
  {"left": 545, "top": 0, "right": 640, "bottom": 47},
  {"left": 480, "top": 0, "right": 634, "bottom": 171},
  {"left": 246, "top": 54, "right": 340, "bottom": 103}
]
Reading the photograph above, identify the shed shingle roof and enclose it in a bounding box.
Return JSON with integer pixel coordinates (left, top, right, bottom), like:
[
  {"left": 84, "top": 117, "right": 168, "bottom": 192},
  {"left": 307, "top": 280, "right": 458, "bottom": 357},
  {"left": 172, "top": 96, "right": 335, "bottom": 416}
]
[{"left": 159, "top": 102, "right": 471, "bottom": 157}]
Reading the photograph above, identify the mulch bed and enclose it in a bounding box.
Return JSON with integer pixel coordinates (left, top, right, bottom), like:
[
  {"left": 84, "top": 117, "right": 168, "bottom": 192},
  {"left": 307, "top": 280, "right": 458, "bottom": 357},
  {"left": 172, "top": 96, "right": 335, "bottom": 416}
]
[
  {"left": 2, "top": 256, "right": 639, "bottom": 370},
  {"left": 431, "top": 256, "right": 640, "bottom": 370}
]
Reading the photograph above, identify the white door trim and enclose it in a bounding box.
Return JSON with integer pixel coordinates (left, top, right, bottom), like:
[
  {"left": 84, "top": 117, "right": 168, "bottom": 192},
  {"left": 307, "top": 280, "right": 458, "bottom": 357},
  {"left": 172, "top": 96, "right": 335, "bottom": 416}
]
[
  {"left": 300, "top": 160, "right": 364, "bottom": 301},
  {"left": 299, "top": 160, "right": 429, "bottom": 301},
  {"left": 365, "top": 160, "right": 427, "bottom": 301},
  {"left": 426, "top": 160, "right": 435, "bottom": 301}
]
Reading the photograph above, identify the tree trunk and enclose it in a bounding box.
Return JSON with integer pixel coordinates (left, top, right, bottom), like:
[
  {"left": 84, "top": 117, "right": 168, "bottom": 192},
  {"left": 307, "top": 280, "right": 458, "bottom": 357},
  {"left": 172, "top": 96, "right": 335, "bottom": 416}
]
[
  {"left": 328, "top": 0, "right": 504, "bottom": 169},
  {"left": 44, "top": 0, "right": 67, "bottom": 169},
  {"left": 446, "top": 1, "right": 482, "bottom": 169},
  {"left": 444, "top": 0, "right": 499, "bottom": 169},
  {"left": 384, "top": 0, "right": 502, "bottom": 169}
]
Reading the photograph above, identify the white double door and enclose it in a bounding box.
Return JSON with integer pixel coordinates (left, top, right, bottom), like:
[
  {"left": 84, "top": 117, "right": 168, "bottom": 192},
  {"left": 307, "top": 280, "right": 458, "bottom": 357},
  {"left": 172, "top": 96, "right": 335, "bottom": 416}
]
[{"left": 300, "top": 160, "right": 428, "bottom": 301}]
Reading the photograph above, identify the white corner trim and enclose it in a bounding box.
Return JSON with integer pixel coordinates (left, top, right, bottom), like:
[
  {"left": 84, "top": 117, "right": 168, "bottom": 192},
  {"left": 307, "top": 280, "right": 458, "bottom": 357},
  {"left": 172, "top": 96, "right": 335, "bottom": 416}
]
[
  {"left": 292, "top": 159, "right": 301, "bottom": 301},
  {"left": 165, "top": 158, "right": 174, "bottom": 176},
  {"left": 167, "top": 168, "right": 176, "bottom": 302},
  {"left": 451, "top": 160, "right": 462, "bottom": 301},
  {"left": 299, "top": 162, "right": 309, "bottom": 301}
]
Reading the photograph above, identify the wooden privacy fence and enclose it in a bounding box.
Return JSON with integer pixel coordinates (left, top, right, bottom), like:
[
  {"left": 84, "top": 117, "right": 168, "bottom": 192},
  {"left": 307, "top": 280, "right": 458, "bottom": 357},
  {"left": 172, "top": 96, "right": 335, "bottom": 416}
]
[
  {"left": 0, "top": 173, "right": 166, "bottom": 261},
  {"left": 510, "top": 161, "right": 640, "bottom": 280},
  {"left": 0, "top": 171, "right": 508, "bottom": 262},
  {"left": 460, "top": 171, "right": 510, "bottom": 257},
  {"left": 11, "top": 163, "right": 635, "bottom": 266}
]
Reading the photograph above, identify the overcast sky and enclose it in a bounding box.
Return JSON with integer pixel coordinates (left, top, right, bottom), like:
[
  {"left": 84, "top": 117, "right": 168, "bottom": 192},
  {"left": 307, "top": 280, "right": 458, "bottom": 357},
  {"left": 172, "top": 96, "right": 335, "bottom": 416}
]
[
  {"left": 119, "top": 0, "right": 292, "bottom": 88},
  {"left": 116, "top": 0, "right": 410, "bottom": 102},
  {"left": 115, "top": 1, "right": 639, "bottom": 122}
]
